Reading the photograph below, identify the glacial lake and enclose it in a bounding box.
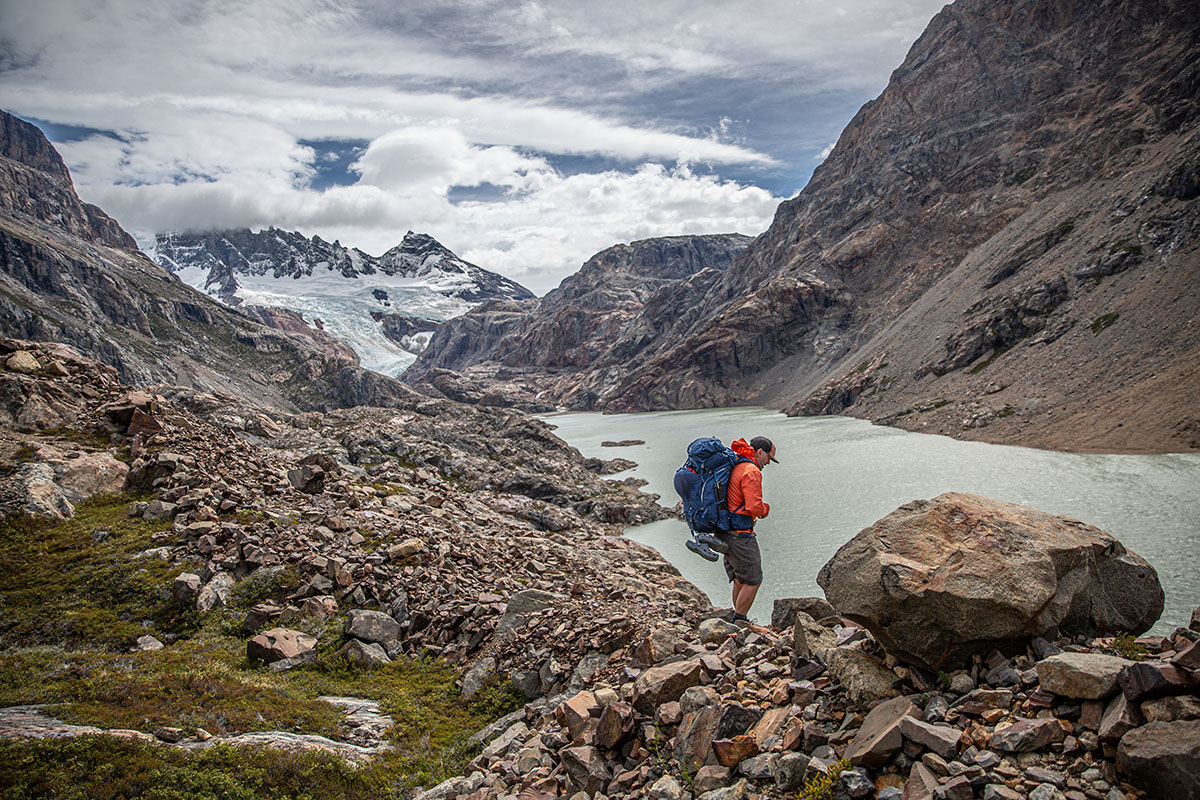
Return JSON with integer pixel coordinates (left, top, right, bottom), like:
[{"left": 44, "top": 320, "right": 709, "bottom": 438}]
[{"left": 544, "top": 407, "right": 1200, "bottom": 634}]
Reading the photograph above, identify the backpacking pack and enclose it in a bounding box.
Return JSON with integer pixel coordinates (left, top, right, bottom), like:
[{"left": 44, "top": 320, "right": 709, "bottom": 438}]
[{"left": 673, "top": 436, "right": 755, "bottom": 536}]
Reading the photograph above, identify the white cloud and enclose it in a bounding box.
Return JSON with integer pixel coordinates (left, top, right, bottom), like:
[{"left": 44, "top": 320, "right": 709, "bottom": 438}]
[{"left": 0, "top": 0, "right": 948, "bottom": 293}]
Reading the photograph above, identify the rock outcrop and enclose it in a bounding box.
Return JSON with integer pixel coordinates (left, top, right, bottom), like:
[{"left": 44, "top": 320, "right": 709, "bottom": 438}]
[
  {"left": 817, "top": 492, "right": 1164, "bottom": 671},
  {"left": 407, "top": 0, "right": 1200, "bottom": 453}
]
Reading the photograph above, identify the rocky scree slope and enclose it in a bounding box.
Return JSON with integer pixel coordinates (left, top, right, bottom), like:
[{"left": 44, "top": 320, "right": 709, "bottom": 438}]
[
  {"left": 0, "top": 110, "right": 429, "bottom": 413},
  {"left": 407, "top": 0, "right": 1200, "bottom": 453},
  {"left": 3, "top": 339, "right": 1199, "bottom": 799},
  {"left": 0, "top": 335, "right": 701, "bottom": 669},
  {"left": 403, "top": 234, "right": 752, "bottom": 411}
]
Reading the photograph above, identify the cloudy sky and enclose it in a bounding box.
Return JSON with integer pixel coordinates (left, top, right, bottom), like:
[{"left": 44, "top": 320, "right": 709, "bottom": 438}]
[{"left": 1, "top": 0, "right": 946, "bottom": 294}]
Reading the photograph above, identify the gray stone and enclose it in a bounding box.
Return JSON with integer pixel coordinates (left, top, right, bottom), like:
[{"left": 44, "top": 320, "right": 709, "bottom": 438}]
[
  {"left": 412, "top": 776, "right": 470, "bottom": 800},
  {"left": 1036, "top": 652, "right": 1133, "bottom": 699},
  {"left": 771, "top": 597, "right": 837, "bottom": 629},
  {"left": 818, "top": 493, "right": 1164, "bottom": 671},
  {"left": 337, "top": 639, "right": 391, "bottom": 668},
  {"left": 934, "top": 775, "right": 973, "bottom": 800},
  {"left": 680, "top": 685, "right": 720, "bottom": 714},
  {"left": 826, "top": 647, "right": 898, "bottom": 707},
  {"left": 462, "top": 657, "right": 497, "bottom": 698},
  {"left": 172, "top": 572, "right": 202, "bottom": 602},
  {"left": 1028, "top": 785, "right": 1067, "bottom": 800},
  {"left": 736, "top": 753, "right": 777, "bottom": 780},
  {"left": 142, "top": 499, "right": 178, "bottom": 521},
  {"left": 699, "top": 617, "right": 741, "bottom": 643},
  {"left": 344, "top": 609, "right": 400, "bottom": 647},
  {"left": 647, "top": 774, "right": 682, "bottom": 800},
  {"left": 1142, "top": 694, "right": 1200, "bottom": 723},
  {"left": 134, "top": 634, "right": 163, "bottom": 651},
  {"left": 632, "top": 658, "right": 704, "bottom": 713},
  {"left": 839, "top": 768, "right": 873, "bottom": 798},
  {"left": 695, "top": 778, "right": 749, "bottom": 800},
  {"left": 1100, "top": 692, "right": 1143, "bottom": 742},
  {"left": 196, "top": 572, "right": 234, "bottom": 612},
  {"left": 774, "top": 752, "right": 812, "bottom": 792},
  {"left": 560, "top": 745, "right": 609, "bottom": 795},
  {"left": 694, "top": 765, "right": 732, "bottom": 794},
  {"left": 983, "top": 785, "right": 1023, "bottom": 800},
  {"left": 924, "top": 694, "right": 950, "bottom": 722},
  {"left": 1025, "top": 767, "right": 1066, "bottom": 787},
  {"left": 792, "top": 610, "right": 838, "bottom": 662},
  {"left": 675, "top": 705, "right": 719, "bottom": 772},
  {"left": 481, "top": 720, "right": 529, "bottom": 760}
]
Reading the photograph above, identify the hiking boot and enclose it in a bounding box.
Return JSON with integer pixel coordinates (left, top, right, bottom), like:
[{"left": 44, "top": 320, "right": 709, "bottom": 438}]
[
  {"left": 696, "top": 532, "right": 729, "bottom": 554},
  {"left": 685, "top": 539, "right": 720, "bottom": 562}
]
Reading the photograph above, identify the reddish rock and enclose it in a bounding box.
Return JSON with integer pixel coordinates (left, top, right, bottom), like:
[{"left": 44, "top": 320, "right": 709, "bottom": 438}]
[
  {"left": 1117, "top": 720, "right": 1200, "bottom": 800},
  {"left": 1118, "top": 661, "right": 1199, "bottom": 703},
  {"left": 899, "top": 716, "right": 962, "bottom": 760},
  {"left": 632, "top": 659, "right": 704, "bottom": 714},
  {"left": 247, "top": 627, "right": 316, "bottom": 666},
  {"left": 989, "top": 718, "right": 1065, "bottom": 753},
  {"left": 844, "top": 695, "right": 919, "bottom": 767},
  {"left": 710, "top": 735, "right": 759, "bottom": 768},
  {"left": 674, "top": 705, "right": 719, "bottom": 771},
  {"left": 595, "top": 701, "right": 634, "bottom": 750}
]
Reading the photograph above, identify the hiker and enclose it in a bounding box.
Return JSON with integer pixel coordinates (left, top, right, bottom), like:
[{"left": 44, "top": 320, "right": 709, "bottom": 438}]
[{"left": 719, "top": 436, "right": 777, "bottom": 622}]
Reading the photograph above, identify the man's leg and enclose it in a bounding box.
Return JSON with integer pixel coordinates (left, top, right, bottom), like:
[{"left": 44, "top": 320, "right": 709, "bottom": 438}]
[{"left": 733, "top": 581, "right": 760, "bottom": 616}]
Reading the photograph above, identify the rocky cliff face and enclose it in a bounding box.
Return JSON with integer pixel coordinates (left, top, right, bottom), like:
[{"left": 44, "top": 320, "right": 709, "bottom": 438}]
[
  {"left": 0, "top": 110, "right": 421, "bottom": 412},
  {"left": 408, "top": 0, "right": 1200, "bottom": 452},
  {"left": 404, "top": 234, "right": 753, "bottom": 409}
]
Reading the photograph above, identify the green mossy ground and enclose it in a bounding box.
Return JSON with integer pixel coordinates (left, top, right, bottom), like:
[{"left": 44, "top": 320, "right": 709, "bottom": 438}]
[{"left": 0, "top": 494, "right": 522, "bottom": 798}]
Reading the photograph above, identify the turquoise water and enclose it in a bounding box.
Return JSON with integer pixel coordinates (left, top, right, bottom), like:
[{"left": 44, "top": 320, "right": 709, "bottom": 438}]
[{"left": 544, "top": 408, "right": 1200, "bottom": 633}]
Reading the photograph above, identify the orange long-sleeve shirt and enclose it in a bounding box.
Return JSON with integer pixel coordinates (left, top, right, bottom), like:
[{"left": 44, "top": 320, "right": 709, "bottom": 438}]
[{"left": 728, "top": 460, "right": 769, "bottom": 529}]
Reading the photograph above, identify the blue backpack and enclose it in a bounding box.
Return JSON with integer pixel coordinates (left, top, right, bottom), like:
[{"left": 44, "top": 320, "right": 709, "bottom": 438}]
[{"left": 674, "top": 437, "right": 754, "bottom": 534}]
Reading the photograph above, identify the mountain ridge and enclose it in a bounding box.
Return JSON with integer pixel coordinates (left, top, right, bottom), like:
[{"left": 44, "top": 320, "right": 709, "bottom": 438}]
[
  {"left": 153, "top": 226, "right": 534, "bottom": 374},
  {"left": 406, "top": 0, "right": 1200, "bottom": 452}
]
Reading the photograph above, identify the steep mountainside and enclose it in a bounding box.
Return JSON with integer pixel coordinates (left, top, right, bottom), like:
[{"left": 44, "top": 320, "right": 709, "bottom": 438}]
[
  {"left": 404, "top": 234, "right": 752, "bottom": 408},
  {"left": 408, "top": 0, "right": 1200, "bottom": 452},
  {"left": 153, "top": 228, "right": 533, "bottom": 375},
  {"left": 0, "top": 110, "right": 421, "bottom": 412}
]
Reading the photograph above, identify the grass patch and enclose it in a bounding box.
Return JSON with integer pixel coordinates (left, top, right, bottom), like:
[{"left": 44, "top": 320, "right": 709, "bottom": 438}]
[
  {"left": 0, "top": 494, "right": 523, "bottom": 795},
  {"left": 1091, "top": 312, "right": 1119, "bottom": 335},
  {"left": 35, "top": 425, "right": 114, "bottom": 450},
  {"left": 0, "top": 736, "right": 393, "bottom": 800},
  {"left": 0, "top": 494, "right": 194, "bottom": 650},
  {"left": 996, "top": 405, "right": 1017, "bottom": 419},
  {"left": 1108, "top": 631, "right": 1148, "bottom": 662},
  {"left": 967, "top": 345, "right": 1011, "bottom": 375}
]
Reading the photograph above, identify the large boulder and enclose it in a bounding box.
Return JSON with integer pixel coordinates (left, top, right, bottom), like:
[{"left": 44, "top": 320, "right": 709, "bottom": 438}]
[
  {"left": 817, "top": 493, "right": 1163, "bottom": 671},
  {"left": 1117, "top": 720, "right": 1200, "bottom": 799}
]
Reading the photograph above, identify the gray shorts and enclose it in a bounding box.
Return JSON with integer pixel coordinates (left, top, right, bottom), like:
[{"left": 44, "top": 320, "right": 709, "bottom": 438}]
[{"left": 717, "top": 532, "right": 762, "bottom": 586}]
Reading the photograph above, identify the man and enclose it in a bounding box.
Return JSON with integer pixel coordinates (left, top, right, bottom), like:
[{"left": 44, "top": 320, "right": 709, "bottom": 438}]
[{"left": 718, "top": 436, "right": 778, "bottom": 622}]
